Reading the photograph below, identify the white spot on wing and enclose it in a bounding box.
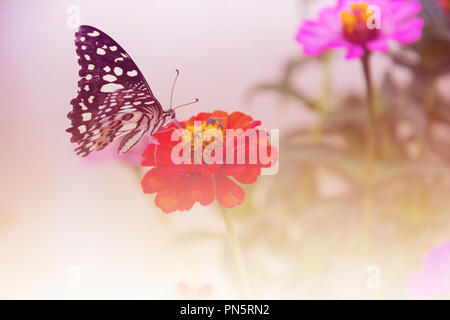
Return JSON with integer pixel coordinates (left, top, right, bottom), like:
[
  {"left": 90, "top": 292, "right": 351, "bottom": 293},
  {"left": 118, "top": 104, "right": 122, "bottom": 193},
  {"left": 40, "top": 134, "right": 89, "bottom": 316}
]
[
  {"left": 127, "top": 70, "right": 138, "bottom": 77},
  {"left": 103, "top": 74, "right": 117, "bottom": 82},
  {"left": 114, "top": 67, "right": 123, "bottom": 76},
  {"left": 96, "top": 48, "right": 106, "bottom": 55},
  {"left": 88, "top": 64, "right": 94, "bottom": 70},
  {"left": 82, "top": 113, "right": 92, "bottom": 121},
  {"left": 78, "top": 125, "right": 87, "bottom": 133},
  {"left": 109, "top": 46, "right": 117, "bottom": 51},
  {"left": 100, "top": 83, "right": 124, "bottom": 93},
  {"left": 87, "top": 31, "right": 100, "bottom": 37},
  {"left": 103, "top": 66, "right": 111, "bottom": 72}
]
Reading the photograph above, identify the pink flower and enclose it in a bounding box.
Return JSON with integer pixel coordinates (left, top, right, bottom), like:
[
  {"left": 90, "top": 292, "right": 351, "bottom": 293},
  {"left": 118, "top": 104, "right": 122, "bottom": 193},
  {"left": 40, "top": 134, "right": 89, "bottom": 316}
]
[
  {"left": 408, "top": 241, "right": 450, "bottom": 299},
  {"left": 296, "top": 0, "right": 425, "bottom": 59}
]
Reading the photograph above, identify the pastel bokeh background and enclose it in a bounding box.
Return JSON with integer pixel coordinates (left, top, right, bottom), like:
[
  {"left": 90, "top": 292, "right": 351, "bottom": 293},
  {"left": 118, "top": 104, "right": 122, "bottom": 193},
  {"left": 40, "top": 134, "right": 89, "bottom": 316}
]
[{"left": 0, "top": 0, "right": 449, "bottom": 299}]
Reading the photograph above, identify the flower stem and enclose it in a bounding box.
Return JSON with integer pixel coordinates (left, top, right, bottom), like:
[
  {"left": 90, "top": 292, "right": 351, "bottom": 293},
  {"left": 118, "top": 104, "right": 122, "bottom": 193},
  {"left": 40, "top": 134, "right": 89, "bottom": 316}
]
[
  {"left": 219, "top": 206, "right": 251, "bottom": 299},
  {"left": 361, "top": 52, "right": 376, "bottom": 239},
  {"left": 311, "top": 52, "right": 332, "bottom": 142}
]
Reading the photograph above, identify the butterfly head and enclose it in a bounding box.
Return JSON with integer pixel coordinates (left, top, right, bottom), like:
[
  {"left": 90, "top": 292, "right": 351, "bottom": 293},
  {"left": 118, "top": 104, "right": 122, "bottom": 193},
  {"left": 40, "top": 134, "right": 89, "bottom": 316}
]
[
  {"left": 160, "top": 98, "right": 199, "bottom": 129},
  {"left": 161, "top": 109, "right": 177, "bottom": 128}
]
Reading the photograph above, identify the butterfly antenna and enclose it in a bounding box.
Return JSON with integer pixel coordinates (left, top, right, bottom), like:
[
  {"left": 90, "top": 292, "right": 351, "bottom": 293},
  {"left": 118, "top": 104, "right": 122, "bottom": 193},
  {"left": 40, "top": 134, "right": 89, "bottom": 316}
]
[
  {"left": 169, "top": 69, "right": 180, "bottom": 109},
  {"left": 173, "top": 98, "right": 199, "bottom": 110}
]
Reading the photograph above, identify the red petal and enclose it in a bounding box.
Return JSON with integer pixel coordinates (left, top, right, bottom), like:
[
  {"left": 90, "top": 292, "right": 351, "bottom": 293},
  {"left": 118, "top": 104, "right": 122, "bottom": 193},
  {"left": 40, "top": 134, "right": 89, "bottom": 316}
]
[
  {"left": 191, "top": 174, "right": 215, "bottom": 205},
  {"left": 233, "top": 165, "right": 261, "bottom": 184},
  {"left": 155, "top": 173, "right": 195, "bottom": 213},
  {"left": 215, "top": 174, "right": 245, "bottom": 208},
  {"left": 227, "top": 111, "right": 254, "bottom": 129},
  {"left": 179, "top": 187, "right": 195, "bottom": 211},
  {"left": 195, "top": 112, "right": 214, "bottom": 122},
  {"left": 141, "top": 167, "right": 185, "bottom": 194},
  {"left": 141, "top": 168, "right": 167, "bottom": 194},
  {"left": 155, "top": 188, "right": 181, "bottom": 213}
]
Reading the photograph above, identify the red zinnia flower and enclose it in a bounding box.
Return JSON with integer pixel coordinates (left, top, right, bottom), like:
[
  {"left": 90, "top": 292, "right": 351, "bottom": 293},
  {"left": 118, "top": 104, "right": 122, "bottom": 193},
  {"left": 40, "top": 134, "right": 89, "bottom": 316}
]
[{"left": 140, "top": 110, "right": 277, "bottom": 213}]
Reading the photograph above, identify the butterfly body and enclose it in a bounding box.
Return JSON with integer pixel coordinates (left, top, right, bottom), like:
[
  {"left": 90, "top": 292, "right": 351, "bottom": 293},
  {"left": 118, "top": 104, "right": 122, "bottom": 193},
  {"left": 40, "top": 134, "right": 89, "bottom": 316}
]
[{"left": 67, "top": 25, "right": 175, "bottom": 157}]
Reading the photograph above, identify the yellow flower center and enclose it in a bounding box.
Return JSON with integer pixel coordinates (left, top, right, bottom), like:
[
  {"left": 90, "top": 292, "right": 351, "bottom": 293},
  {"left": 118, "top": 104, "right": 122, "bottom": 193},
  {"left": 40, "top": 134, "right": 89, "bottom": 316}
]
[
  {"left": 184, "top": 118, "right": 224, "bottom": 151},
  {"left": 340, "top": 2, "right": 379, "bottom": 44}
]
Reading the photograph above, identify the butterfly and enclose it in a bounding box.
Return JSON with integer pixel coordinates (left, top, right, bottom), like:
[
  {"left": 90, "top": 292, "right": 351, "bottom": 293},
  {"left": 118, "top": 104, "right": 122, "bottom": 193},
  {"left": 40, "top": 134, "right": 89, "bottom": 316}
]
[{"left": 67, "top": 25, "right": 196, "bottom": 157}]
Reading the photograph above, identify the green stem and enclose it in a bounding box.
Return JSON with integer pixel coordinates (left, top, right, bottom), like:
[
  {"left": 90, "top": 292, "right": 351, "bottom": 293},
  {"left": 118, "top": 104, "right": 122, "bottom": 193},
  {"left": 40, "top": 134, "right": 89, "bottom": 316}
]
[
  {"left": 219, "top": 206, "right": 251, "bottom": 299},
  {"left": 361, "top": 52, "right": 376, "bottom": 238},
  {"left": 311, "top": 52, "right": 332, "bottom": 142}
]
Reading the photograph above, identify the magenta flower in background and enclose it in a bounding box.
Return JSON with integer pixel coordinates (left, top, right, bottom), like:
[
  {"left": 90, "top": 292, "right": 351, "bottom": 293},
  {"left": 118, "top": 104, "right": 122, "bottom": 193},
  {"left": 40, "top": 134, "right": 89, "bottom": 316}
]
[
  {"left": 296, "top": 0, "right": 425, "bottom": 59},
  {"left": 408, "top": 241, "right": 450, "bottom": 299}
]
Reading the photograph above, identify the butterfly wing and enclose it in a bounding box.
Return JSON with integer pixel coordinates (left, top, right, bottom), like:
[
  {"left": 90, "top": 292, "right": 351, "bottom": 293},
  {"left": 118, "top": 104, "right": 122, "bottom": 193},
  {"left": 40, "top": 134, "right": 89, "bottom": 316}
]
[{"left": 67, "top": 25, "right": 164, "bottom": 157}]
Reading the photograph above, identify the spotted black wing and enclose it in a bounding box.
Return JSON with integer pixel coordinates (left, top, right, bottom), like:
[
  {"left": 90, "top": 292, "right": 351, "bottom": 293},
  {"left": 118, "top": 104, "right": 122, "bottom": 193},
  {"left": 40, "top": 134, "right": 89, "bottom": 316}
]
[{"left": 66, "top": 25, "right": 164, "bottom": 157}]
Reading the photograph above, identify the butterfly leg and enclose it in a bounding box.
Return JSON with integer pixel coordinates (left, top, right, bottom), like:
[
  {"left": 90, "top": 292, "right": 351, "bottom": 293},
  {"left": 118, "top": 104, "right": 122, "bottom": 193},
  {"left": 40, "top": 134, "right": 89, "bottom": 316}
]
[
  {"left": 172, "top": 120, "right": 183, "bottom": 129},
  {"left": 143, "top": 132, "right": 160, "bottom": 166},
  {"left": 154, "top": 143, "right": 159, "bottom": 167}
]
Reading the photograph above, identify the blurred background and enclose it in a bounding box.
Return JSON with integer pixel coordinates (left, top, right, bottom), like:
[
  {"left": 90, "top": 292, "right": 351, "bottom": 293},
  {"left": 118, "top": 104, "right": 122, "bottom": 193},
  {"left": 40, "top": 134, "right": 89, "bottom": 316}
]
[{"left": 0, "top": 0, "right": 449, "bottom": 299}]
